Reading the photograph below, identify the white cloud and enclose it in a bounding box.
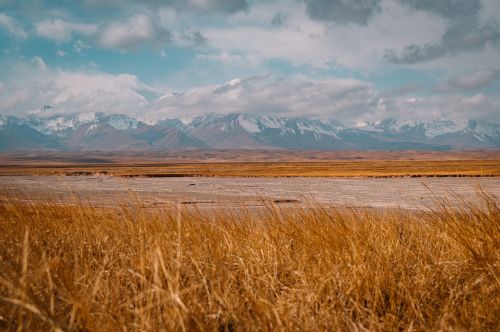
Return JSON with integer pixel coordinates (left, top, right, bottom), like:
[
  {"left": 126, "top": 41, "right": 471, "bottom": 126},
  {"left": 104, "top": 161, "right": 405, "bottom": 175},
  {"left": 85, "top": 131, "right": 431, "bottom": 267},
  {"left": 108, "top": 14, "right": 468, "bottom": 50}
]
[
  {"left": 1, "top": 59, "right": 499, "bottom": 122},
  {"left": 480, "top": 0, "right": 500, "bottom": 25},
  {"left": 73, "top": 39, "right": 92, "bottom": 53},
  {"left": 0, "top": 13, "right": 27, "bottom": 38},
  {"left": 148, "top": 76, "right": 376, "bottom": 120},
  {"left": 196, "top": 51, "right": 247, "bottom": 63},
  {"left": 200, "top": 0, "right": 446, "bottom": 69},
  {"left": 0, "top": 61, "right": 155, "bottom": 116},
  {"left": 304, "top": 0, "right": 382, "bottom": 25},
  {"left": 373, "top": 93, "right": 500, "bottom": 121},
  {"left": 204, "top": 26, "right": 331, "bottom": 67},
  {"left": 35, "top": 19, "right": 97, "bottom": 42},
  {"left": 148, "top": 75, "right": 500, "bottom": 122},
  {"left": 3, "top": 0, "right": 472, "bottom": 74},
  {"left": 34, "top": 14, "right": 171, "bottom": 52},
  {"left": 97, "top": 14, "right": 170, "bottom": 51},
  {"left": 436, "top": 69, "right": 500, "bottom": 92},
  {"left": 33, "top": 56, "right": 48, "bottom": 71},
  {"left": 83, "top": 0, "right": 249, "bottom": 14}
]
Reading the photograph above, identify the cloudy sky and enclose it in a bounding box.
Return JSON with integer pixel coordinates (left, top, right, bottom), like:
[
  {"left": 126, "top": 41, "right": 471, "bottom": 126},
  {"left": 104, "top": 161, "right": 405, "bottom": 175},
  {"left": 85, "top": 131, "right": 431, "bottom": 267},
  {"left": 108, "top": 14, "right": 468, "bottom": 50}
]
[{"left": 0, "top": 0, "right": 499, "bottom": 122}]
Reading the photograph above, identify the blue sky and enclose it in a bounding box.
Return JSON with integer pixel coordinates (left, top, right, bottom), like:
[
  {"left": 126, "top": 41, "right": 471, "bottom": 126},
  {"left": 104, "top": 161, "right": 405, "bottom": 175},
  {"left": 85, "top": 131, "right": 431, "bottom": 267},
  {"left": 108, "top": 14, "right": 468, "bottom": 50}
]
[{"left": 0, "top": 0, "right": 499, "bottom": 122}]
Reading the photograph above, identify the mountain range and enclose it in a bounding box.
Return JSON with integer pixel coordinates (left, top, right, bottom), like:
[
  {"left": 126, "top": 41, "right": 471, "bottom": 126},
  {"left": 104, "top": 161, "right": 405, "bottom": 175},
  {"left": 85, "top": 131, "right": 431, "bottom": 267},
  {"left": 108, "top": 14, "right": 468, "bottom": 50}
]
[{"left": 0, "top": 112, "right": 499, "bottom": 151}]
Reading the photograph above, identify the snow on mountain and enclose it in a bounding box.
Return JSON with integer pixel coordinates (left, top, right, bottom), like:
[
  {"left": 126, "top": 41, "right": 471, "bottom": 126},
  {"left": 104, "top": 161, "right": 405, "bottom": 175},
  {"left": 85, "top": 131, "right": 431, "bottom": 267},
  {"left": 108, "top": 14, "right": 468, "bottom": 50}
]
[
  {"left": 106, "top": 114, "right": 140, "bottom": 130},
  {"left": 76, "top": 112, "right": 98, "bottom": 122},
  {"left": 353, "top": 120, "right": 382, "bottom": 131},
  {"left": 237, "top": 114, "right": 261, "bottom": 133},
  {"left": 186, "top": 113, "right": 224, "bottom": 128},
  {"left": 213, "top": 78, "right": 248, "bottom": 95},
  {"left": 360, "top": 118, "right": 470, "bottom": 138},
  {"left": 231, "top": 114, "right": 292, "bottom": 135},
  {"left": 155, "top": 118, "right": 188, "bottom": 130},
  {"left": 85, "top": 123, "right": 99, "bottom": 135},
  {"left": 22, "top": 113, "right": 145, "bottom": 135},
  {"left": 421, "top": 120, "right": 467, "bottom": 138},
  {"left": 27, "top": 112, "right": 98, "bottom": 135},
  {"left": 179, "top": 116, "right": 195, "bottom": 126},
  {"left": 162, "top": 113, "right": 499, "bottom": 149},
  {"left": 259, "top": 116, "right": 285, "bottom": 130},
  {"left": 466, "top": 120, "right": 500, "bottom": 141},
  {"left": 1, "top": 112, "right": 499, "bottom": 151},
  {"left": 295, "top": 118, "right": 344, "bottom": 139},
  {"left": 202, "top": 113, "right": 345, "bottom": 140}
]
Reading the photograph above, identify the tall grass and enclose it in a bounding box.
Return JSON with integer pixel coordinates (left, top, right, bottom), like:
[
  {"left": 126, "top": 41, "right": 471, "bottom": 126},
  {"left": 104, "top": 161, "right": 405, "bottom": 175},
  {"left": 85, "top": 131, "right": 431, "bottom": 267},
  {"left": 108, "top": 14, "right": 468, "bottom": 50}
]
[{"left": 0, "top": 195, "right": 498, "bottom": 331}]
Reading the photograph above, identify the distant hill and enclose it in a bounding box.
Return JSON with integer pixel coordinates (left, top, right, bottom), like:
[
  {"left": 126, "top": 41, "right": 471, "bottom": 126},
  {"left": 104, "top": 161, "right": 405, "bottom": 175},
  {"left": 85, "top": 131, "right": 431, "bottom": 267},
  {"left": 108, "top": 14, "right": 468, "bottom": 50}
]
[{"left": 0, "top": 112, "right": 499, "bottom": 151}]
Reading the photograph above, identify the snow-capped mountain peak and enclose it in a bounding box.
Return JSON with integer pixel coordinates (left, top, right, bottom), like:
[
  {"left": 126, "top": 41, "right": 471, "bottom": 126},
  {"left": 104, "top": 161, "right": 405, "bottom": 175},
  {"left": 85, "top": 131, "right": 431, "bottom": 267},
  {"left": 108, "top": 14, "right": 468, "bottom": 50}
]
[
  {"left": 27, "top": 112, "right": 99, "bottom": 135},
  {"left": 106, "top": 114, "right": 140, "bottom": 130},
  {"left": 1, "top": 112, "right": 498, "bottom": 151},
  {"left": 359, "top": 118, "right": 470, "bottom": 138}
]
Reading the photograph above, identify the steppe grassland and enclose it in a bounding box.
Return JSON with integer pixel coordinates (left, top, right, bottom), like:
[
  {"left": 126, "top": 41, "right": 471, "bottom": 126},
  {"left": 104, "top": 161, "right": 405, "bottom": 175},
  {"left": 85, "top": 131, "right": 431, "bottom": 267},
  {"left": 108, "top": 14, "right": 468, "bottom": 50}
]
[
  {"left": 1, "top": 159, "right": 500, "bottom": 177},
  {"left": 0, "top": 192, "right": 498, "bottom": 331}
]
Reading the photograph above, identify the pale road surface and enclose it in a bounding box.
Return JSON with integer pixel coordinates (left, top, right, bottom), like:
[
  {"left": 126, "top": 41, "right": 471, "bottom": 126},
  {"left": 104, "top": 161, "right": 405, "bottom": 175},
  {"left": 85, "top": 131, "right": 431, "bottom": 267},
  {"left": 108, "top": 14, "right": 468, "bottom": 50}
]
[{"left": 1, "top": 176, "right": 499, "bottom": 210}]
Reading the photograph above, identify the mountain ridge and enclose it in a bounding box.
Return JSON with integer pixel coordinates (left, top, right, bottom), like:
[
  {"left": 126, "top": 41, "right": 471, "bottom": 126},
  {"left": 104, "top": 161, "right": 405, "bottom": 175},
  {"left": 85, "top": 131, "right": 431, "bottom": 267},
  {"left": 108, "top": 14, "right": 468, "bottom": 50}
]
[{"left": 0, "top": 112, "right": 498, "bottom": 151}]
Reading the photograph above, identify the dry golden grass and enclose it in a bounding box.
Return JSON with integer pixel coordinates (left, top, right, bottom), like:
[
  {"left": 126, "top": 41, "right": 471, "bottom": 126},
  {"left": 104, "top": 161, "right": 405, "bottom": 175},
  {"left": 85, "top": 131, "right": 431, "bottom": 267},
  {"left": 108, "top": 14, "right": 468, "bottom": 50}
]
[
  {"left": 1, "top": 159, "right": 500, "bottom": 177},
  {"left": 2, "top": 150, "right": 500, "bottom": 166},
  {"left": 0, "top": 195, "right": 499, "bottom": 331}
]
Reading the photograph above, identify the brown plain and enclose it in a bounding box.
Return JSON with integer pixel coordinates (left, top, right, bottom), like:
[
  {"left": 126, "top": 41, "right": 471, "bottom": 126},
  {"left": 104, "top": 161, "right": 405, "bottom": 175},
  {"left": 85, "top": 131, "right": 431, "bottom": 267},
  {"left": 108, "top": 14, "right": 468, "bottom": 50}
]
[
  {"left": 0, "top": 195, "right": 499, "bottom": 331},
  {"left": 1, "top": 150, "right": 499, "bottom": 330},
  {"left": 0, "top": 150, "right": 499, "bottom": 177}
]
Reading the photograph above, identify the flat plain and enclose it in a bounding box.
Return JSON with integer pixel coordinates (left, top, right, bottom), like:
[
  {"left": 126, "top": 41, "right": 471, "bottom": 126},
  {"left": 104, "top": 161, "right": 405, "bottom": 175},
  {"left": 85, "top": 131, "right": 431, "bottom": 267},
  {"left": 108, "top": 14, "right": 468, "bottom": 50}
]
[
  {"left": 1, "top": 150, "right": 499, "bottom": 178},
  {"left": 1, "top": 150, "right": 499, "bottom": 331},
  {"left": 2, "top": 175, "right": 499, "bottom": 210},
  {"left": 2, "top": 150, "right": 499, "bottom": 209}
]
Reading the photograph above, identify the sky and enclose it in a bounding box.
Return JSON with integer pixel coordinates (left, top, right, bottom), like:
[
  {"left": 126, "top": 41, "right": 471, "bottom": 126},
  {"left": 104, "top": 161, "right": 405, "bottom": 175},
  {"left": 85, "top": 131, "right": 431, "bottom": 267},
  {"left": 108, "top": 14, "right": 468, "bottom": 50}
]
[{"left": 0, "top": 0, "right": 499, "bottom": 123}]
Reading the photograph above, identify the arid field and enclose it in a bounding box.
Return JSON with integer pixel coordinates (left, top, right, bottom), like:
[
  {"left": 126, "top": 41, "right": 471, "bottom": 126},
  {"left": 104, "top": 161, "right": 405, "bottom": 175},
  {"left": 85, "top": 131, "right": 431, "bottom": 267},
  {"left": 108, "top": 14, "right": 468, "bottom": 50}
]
[
  {"left": 3, "top": 0, "right": 500, "bottom": 329},
  {"left": 2, "top": 176, "right": 500, "bottom": 210},
  {"left": 0, "top": 194, "right": 499, "bottom": 331},
  {"left": 0, "top": 151, "right": 499, "bottom": 331},
  {"left": 1, "top": 150, "right": 500, "bottom": 177}
]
